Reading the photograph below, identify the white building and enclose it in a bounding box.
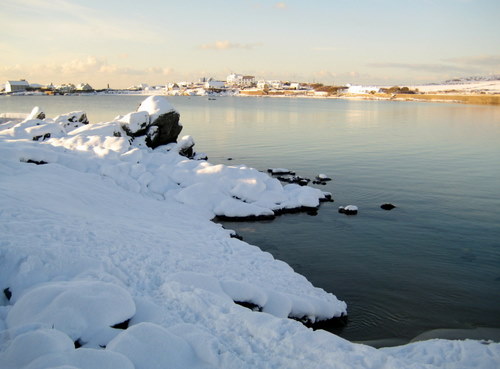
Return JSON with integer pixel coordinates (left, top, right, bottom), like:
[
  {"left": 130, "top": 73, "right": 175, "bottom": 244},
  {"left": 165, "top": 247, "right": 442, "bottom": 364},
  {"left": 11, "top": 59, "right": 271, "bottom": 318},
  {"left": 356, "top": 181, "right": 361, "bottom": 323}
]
[
  {"left": 269, "top": 80, "right": 283, "bottom": 89},
  {"left": 5, "top": 80, "right": 30, "bottom": 93},
  {"left": 205, "top": 80, "right": 226, "bottom": 89},
  {"left": 257, "top": 80, "right": 269, "bottom": 90},
  {"left": 227, "top": 74, "right": 255, "bottom": 87},
  {"left": 76, "top": 83, "right": 93, "bottom": 91},
  {"left": 345, "top": 84, "right": 380, "bottom": 94}
]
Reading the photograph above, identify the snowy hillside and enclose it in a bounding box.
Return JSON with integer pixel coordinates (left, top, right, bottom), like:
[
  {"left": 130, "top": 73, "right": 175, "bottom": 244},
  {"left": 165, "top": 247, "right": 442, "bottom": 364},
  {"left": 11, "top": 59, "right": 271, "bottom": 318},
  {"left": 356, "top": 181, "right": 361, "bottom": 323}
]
[
  {"left": 410, "top": 77, "right": 500, "bottom": 94},
  {"left": 1, "top": 96, "right": 499, "bottom": 368}
]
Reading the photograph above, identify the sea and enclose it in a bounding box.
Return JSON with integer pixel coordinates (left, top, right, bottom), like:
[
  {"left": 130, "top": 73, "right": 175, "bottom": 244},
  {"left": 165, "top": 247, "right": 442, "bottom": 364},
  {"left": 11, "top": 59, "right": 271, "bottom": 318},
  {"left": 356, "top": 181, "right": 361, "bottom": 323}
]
[{"left": 1, "top": 94, "right": 499, "bottom": 346}]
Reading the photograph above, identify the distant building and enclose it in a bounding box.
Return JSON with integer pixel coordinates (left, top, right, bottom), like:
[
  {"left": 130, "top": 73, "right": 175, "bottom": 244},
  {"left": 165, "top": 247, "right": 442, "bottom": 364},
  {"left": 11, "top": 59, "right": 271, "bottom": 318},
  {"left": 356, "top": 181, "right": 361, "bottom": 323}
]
[
  {"left": 5, "top": 80, "right": 30, "bottom": 93},
  {"left": 268, "top": 80, "right": 283, "bottom": 89},
  {"left": 227, "top": 74, "right": 255, "bottom": 87},
  {"left": 205, "top": 80, "right": 226, "bottom": 89},
  {"left": 76, "top": 83, "right": 93, "bottom": 91},
  {"left": 57, "top": 84, "right": 76, "bottom": 93},
  {"left": 344, "top": 84, "right": 380, "bottom": 94},
  {"left": 257, "top": 80, "right": 269, "bottom": 90}
]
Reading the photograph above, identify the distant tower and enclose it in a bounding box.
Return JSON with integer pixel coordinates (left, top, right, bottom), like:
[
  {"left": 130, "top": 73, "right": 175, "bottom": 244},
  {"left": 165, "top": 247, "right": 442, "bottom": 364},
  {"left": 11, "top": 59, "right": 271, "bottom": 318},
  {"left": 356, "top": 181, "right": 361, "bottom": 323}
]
[{"left": 107, "top": 83, "right": 110, "bottom": 89}]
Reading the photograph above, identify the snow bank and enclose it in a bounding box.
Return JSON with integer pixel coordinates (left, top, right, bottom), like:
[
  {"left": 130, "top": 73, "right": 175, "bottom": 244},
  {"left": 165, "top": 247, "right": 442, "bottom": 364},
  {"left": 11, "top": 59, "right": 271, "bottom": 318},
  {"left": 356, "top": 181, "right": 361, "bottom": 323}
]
[{"left": 1, "top": 96, "right": 498, "bottom": 369}]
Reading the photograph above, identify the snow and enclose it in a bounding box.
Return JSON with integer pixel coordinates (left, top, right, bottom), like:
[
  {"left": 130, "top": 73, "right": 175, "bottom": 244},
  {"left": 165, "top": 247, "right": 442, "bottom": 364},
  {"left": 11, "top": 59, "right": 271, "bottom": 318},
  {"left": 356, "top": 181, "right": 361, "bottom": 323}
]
[
  {"left": 137, "top": 95, "right": 177, "bottom": 123},
  {"left": 6, "top": 280, "right": 135, "bottom": 345},
  {"left": 1, "top": 96, "right": 499, "bottom": 369},
  {"left": 409, "top": 79, "right": 500, "bottom": 94}
]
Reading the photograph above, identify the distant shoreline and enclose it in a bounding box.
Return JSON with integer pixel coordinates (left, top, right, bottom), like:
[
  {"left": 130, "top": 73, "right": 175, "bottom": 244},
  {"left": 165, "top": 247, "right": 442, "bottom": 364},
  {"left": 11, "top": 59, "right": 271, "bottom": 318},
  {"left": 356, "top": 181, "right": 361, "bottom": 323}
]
[
  {"left": 238, "top": 90, "right": 500, "bottom": 106},
  {"left": 3, "top": 90, "right": 500, "bottom": 106}
]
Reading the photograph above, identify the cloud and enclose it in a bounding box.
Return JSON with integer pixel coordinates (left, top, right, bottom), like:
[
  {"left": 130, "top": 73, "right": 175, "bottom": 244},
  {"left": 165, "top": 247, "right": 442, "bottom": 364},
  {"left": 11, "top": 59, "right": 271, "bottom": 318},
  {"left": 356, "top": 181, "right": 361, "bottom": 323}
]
[
  {"left": 312, "top": 47, "right": 337, "bottom": 52},
  {"left": 200, "top": 40, "right": 262, "bottom": 50},
  {"left": 367, "top": 62, "right": 474, "bottom": 74},
  {"left": 0, "top": 56, "right": 174, "bottom": 87},
  {"left": 444, "top": 55, "right": 500, "bottom": 67},
  {"left": 0, "top": 0, "right": 160, "bottom": 44},
  {"left": 274, "top": 2, "right": 287, "bottom": 9}
]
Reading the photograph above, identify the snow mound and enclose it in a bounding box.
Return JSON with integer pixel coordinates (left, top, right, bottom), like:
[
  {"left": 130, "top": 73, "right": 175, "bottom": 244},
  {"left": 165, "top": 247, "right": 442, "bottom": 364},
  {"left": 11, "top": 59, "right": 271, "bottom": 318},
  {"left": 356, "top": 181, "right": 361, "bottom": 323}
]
[
  {"left": 107, "top": 322, "right": 211, "bottom": 369},
  {"left": 6, "top": 280, "right": 136, "bottom": 345}
]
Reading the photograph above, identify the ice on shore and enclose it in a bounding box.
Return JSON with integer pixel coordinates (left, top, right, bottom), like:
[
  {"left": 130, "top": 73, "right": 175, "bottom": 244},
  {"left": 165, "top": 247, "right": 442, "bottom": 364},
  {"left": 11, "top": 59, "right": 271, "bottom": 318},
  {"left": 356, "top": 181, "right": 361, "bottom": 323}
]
[{"left": 0, "top": 96, "right": 498, "bottom": 369}]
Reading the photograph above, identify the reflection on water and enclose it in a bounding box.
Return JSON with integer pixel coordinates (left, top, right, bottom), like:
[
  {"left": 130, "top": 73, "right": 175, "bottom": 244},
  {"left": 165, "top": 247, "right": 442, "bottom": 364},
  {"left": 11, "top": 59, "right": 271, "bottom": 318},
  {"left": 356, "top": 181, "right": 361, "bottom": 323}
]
[{"left": 2, "top": 95, "right": 500, "bottom": 343}]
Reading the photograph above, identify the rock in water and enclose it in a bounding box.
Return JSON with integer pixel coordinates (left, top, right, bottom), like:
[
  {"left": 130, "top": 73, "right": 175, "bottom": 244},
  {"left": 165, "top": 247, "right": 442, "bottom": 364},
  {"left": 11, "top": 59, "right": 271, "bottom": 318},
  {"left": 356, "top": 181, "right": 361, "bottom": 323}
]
[
  {"left": 338, "top": 205, "right": 358, "bottom": 215},
  {"left": 381, "top": 203, "right": 396, "bottom": 210}
]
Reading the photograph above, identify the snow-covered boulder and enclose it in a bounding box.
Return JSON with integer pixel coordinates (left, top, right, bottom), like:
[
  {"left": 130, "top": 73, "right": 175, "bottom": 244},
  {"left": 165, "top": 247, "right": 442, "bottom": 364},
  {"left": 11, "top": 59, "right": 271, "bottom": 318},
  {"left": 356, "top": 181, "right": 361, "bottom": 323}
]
[
  {"left": 137, "top": 95, "right": 182, "bottom": 149},
  {"left": 54, "top": 111, "right": 89, "bottom": 131}
]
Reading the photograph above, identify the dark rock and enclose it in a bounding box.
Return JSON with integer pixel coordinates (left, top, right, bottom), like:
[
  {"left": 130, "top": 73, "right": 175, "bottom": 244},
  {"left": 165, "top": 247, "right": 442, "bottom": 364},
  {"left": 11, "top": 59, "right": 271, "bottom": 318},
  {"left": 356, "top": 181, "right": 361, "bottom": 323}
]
[
  {"left": 111, "top": 319, "right": 130, "bottom": 330},
  {"left": 315, "top": 174, "right": 332, "bottom": 181},
  {"left": 380, "top": 203, "right": 396, "bottom": 210},
  {"left": 320, "top": 193, "right": 334, "bottom": 202},
  {"left": 3, "top": 287, "right": 12, "bottom": 301},
  {"left": 276, "top": 175, "right": 310, "bottom": 186},
  {"left": 214, "top": 214, "right": 276, "bottom": 222},
  {"left": 230, "top": 232, "right": 243, "bottom": 240},
  {"left": 293, "top": 313, "right": 349, "bottom": 332},
  {"left": 268, "top": 168, "right": 295, "bottom": 175},
  {"left": 74, "top": 339, "right": 84, "bottom": 349},
  {"left": 23, "top": 159, "right": 48, "bottom": 165},
  {"left": 234, "top": 301, "right": 262, "bottom": 312},
  {"left": 227, "top": 157, "right": 233, "bottom": 161},
  {"left": 32, "top": 133, "right": 51, "bottom": 141},
  {"left": 145, "top": 111, "right": 182, "bottom": 149},
  {"left": 338, "top": 205, "right": 358, "bottom": 215}
]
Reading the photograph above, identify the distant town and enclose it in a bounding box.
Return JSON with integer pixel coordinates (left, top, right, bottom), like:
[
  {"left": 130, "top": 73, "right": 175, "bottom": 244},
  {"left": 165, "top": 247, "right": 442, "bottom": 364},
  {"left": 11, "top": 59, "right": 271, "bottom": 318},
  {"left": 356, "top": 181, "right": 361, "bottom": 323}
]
[
  {"left": 1, "top": 74, "right": 416, "bottom": 98},
  {"left": 3, "top": 74, "right": 500, "bottom": 106}
]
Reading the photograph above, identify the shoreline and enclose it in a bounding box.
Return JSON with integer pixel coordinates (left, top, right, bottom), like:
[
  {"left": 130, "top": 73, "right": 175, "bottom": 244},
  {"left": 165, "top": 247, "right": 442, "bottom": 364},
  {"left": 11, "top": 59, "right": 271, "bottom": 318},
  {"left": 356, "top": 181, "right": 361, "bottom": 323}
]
[
  {"left": 237, "top": 90, "right": 500, "bottom": 106},
  {"left": 3, "top": 90, "right": 500, "bottom": 107}
]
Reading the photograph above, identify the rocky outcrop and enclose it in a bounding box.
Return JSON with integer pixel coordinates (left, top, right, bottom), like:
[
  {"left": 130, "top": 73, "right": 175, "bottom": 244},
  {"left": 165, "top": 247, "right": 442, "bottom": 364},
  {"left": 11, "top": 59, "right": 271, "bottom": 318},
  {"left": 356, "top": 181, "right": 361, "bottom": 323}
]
[{"left": 145, "top": 110, "right": 182, "bottom": 149}]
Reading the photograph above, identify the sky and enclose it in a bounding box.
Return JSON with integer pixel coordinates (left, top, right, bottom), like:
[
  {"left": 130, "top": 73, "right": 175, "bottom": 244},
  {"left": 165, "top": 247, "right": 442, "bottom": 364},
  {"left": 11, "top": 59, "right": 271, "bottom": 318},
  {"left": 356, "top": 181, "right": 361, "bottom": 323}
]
[{"left": 1, "top": 0, "right": 499, "bottom": 89}]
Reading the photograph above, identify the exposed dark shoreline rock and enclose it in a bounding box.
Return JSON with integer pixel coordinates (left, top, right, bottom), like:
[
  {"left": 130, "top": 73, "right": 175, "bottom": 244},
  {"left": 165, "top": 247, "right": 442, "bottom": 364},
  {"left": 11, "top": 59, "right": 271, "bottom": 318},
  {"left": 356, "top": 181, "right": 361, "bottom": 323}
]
[
  {"left": 234, "top": 299, "right": 348, "bottom": 332},
  {"left": 214, "top": 214, "right": 276, "bottom": 222}
]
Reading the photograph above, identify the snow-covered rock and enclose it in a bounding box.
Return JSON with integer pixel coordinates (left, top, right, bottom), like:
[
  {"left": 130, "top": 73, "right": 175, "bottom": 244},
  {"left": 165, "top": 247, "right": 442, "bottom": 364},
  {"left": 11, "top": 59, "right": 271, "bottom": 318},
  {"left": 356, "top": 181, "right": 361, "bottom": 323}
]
[
  {"left": 138, "top": 95, "right": 182, "bottom": 148},
  {"left": 338, "top": 205, "right": 358, "bottom": 215}
]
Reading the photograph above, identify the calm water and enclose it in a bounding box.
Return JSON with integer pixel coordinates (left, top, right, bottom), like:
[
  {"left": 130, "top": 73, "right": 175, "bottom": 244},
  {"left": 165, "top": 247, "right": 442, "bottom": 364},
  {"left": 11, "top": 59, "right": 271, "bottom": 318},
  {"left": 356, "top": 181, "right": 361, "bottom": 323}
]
[{"left": 2, "top": 94, "right": 500, "bottom": 344}]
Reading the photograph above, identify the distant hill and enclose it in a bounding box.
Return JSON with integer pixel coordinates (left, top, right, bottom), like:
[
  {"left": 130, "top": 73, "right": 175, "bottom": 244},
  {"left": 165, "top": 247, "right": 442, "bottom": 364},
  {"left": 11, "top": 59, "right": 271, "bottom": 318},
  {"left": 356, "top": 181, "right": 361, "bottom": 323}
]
[{"left": 442, "top": 75, "right": 500, "bottom": 84}]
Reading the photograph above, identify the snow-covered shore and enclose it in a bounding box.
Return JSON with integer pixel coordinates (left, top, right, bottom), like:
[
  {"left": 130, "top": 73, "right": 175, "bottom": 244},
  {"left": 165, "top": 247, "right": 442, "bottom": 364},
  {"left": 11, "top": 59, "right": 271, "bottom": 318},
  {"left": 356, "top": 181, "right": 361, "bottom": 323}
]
[{"left": 1, "top": 96, "right": 499, "bottom": 368}]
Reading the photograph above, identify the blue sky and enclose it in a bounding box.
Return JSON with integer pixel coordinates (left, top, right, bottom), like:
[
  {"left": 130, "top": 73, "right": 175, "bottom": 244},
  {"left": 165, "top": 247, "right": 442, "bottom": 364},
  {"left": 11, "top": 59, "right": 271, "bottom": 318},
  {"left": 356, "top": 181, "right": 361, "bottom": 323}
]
[{"left": 1, "top": 0, "right": 499, "bottom": 88}]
